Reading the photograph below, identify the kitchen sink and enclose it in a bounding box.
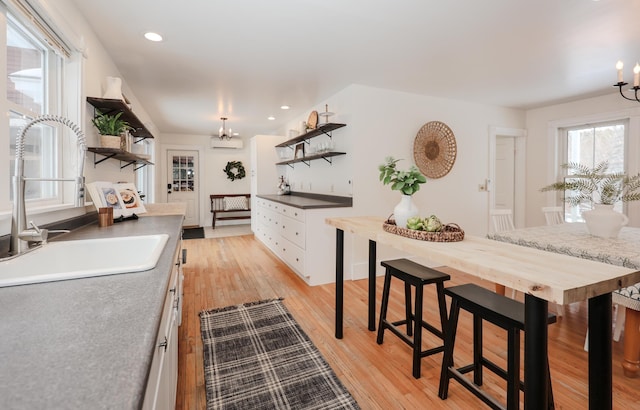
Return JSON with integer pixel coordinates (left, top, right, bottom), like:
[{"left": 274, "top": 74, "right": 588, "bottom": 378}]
[{"left": 0, "top": 234, "right": 169, "bottom": 287}]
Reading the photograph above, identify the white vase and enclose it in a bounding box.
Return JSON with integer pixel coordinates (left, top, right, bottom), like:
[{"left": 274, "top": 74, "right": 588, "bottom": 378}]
[
  {"left": 393, "top": 194, "right": 419, "bottom": 229},
  {"left": 582, "top": 204, "right": 628, "bottom": 238},
  {"left": 103, "top": 76, "right": 124, "bottom": 100}
]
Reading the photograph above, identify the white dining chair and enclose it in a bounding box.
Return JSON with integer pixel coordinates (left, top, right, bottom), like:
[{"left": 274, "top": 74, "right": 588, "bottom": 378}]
[
  {"left": 489, "top": 209, "right": 518, "bottom": 299},
  {"left": 490, "top": 209, "right": 515, "bottom": 233},
  {"left": 542, "top": 206, "right": 564, "bottom": 225}
]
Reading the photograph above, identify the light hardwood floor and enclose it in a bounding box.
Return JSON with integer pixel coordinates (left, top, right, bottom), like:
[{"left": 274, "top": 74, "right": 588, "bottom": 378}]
[{"left": 176, "top": 235, "right": 639, "bottom": 410}]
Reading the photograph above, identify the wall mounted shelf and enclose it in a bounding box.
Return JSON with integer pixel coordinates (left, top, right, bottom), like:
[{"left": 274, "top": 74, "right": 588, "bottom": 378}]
[
  {"left": 86, "top": 97, "right": 154, "bottom": 170},
  {"left": 276, "top": 151, "right": 346, "bottom": 167},
  {"left": 87, "top": 97, "right": 154, "bottom": 140},
  {"left": 87, "top": 147, "right": 153, "bottom": 171},
  {"left": 274, "top": 122, "right": 347, "bottom": 167},
  {"left": 275, "top": 123, "right": 346, "bottom": 147}
]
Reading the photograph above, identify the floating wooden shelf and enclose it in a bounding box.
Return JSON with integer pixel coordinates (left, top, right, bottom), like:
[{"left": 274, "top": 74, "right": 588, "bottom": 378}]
[
  {"left": 87, "top": 147, "right": 153, "bottom": 171},
  {"left": 87, "top": 97, "right": 154, "bottom": 140},
  {"left": 276, "top": 151, "right": 346, "bottom": 167},
  {"left": 275, "top": 123, "right": 346, "bottom": 147}
]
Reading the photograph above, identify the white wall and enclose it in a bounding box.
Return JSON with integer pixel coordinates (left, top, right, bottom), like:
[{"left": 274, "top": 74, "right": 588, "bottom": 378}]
[
  {"left": 282, "top": 84, "right": 525, "bottom": 236},
  {"left": 525, "top": 93, "right": 640, "bottom": 227},
  {"left": 157, "top": 133, "right": 252, "bottom": 227}
]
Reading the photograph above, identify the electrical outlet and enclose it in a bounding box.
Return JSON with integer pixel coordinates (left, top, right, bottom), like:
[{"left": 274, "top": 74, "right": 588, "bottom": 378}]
[
  {"left": 330, "top": 184, "right": 334, "bottom": 193},
  {"left": 309, "top": 182, "right": 312, "bottom": 190}
]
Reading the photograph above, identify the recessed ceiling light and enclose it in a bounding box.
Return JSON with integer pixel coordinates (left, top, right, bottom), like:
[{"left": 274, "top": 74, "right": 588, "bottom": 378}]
[
  {"left": 144, "top": 32, "right": 163, "bottom": 42},
  {"left": 280, "top": 105, "right": 290, "bottom": 110},
  {"left": 268, "top": 116, "right": 275, "bottom": 120}
]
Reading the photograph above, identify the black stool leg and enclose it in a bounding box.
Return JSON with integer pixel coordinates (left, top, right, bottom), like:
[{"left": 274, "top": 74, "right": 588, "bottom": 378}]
[
  {"left": 436, "top": 282, "right": 448, "bottom": 339},
  {"left": 439, "top": 298, "right": 460, "bottom": 399},
  {"left": 376, "top": 269, "right": 392, "bottom": 344},
  {"left": 413, "top": 283, "right": 423, "bottom": 379},
  {"left": 405, "top": 281, "right": 413, "bottom": 336},
  {"left": 473, "top": 314, "right": 483, "bottom": 386},
  {"left": 506, "top": 328, "right": 520, "bottom": 410}
]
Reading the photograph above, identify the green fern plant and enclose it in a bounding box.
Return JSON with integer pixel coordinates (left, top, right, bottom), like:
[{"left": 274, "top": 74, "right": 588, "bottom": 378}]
[
  {"left": 91, "top": 111, "right": 132, "bottom": 136},
  {"left": 540, "top": 161, "right": 640, "bottom": 205},
  {"left": 378, "top": 156, "right": 427, "bottom": 195}
]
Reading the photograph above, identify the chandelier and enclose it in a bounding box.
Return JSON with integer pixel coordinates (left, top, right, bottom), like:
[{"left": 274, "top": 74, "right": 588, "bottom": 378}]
[
  {"left": 218, "top": 117, "right": 232, "bottom": 140},
  {"left": 614, "top": 60, "right": 640, "bottom": 103}
]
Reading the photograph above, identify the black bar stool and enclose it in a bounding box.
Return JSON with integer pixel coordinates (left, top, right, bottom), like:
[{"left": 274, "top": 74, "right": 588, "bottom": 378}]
[
  {"left": 376, "top": 258, "right": 450, "bottom": 379},
  {"left": 438, "top": 283, "right": 556, "bottom": 410}
]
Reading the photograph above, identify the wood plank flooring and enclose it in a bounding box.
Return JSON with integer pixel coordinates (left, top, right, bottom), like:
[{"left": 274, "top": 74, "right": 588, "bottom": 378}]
[{"left": 176, "top": 235, "right": 639, "bottom": 409}]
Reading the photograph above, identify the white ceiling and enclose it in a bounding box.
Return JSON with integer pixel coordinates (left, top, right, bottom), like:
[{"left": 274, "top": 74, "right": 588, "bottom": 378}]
[{"left": 69, "top": 0, "right": 640, "bottom": 138}]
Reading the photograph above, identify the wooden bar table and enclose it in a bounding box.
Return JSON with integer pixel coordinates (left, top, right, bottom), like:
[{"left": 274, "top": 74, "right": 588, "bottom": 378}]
[{"left": 326, "top": 216, "right": 640, "bottom": 410}]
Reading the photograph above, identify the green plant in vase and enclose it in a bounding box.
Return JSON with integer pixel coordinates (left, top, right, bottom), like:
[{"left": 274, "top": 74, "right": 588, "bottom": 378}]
[
  {"left": 91, "top": 111, "right": 131, "bottom": 136},
  {"left": 378, "top": 156, "right": 427, "bottom": 228},
  {"left": 540, "top": 161, "right": 640, "bottom": 206},
  {"left": 540, "top": 161, "right": 640, "bottom": 237},
  {"left": 378, "top": 156, "right": 427, "bottom": 195}
]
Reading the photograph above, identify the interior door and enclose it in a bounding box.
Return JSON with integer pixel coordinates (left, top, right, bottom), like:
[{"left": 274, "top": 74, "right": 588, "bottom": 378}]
[
  {"left": 167, "top": 150, "right": 199, "bottom": 226},
  {"left": 495, "top": 136, "right": 516, "bottom": 213}
]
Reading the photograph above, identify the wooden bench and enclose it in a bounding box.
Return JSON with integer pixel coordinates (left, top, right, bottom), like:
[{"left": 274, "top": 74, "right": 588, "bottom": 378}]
[{"left": 210, "top": 194, "right": 251, "bottom": 229}]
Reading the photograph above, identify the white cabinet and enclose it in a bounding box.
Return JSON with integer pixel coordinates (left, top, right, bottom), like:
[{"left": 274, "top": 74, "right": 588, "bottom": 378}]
[
  {"left": 254, "top": 198, "right": 350, "bottom": 286},
  {"left": 142, "top": 242, "right": 183, "bottom": 410}
]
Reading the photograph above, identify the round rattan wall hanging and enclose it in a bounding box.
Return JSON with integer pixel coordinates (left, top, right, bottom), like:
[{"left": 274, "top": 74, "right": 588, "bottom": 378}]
[{"left": 413, "top": 121, "right": 457, "bottom": 179}]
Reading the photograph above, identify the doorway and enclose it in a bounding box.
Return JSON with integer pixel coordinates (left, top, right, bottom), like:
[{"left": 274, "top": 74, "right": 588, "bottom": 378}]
[
  {"left": 488, "top": 126, "right": 526, "bottom": 229},
  {"left": 167, "top": 149, "right": 199, "bottom": 226}
]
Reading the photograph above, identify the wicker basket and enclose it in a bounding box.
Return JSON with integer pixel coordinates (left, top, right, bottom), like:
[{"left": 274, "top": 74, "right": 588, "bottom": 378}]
[
  {"left": 100, "top": 134, "right": 122, "bottom": 149},
  {"left": 383, "top": 218, "right": 464, "bottom": 242}
]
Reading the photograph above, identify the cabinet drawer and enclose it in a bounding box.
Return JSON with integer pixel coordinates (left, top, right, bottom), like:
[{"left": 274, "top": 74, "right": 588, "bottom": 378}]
[
  {"left": 280, "top": 239, "right": 305, "bottom": 274},
  {"left": 259, "top": 208, "right": 279, "bottom": 228},
  {"left": 280, "top": 217, "right": 305, "bottom": 248},
  {"left": 279, "top": 204, "right": 304, "bottom": 222}
]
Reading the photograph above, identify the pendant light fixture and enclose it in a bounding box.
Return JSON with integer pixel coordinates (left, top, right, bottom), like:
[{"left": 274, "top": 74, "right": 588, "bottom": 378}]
[
  {"left": 219, "top": 117, "right": 232, "bottom": 140},
  {"left": 211, "top": 116, "right": 243, "bottom": 149}
]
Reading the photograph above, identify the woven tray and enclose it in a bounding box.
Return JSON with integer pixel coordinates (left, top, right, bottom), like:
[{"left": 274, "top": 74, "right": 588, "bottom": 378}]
[{"left": 383, "top": 218, "right": 464, "bottom": 242}]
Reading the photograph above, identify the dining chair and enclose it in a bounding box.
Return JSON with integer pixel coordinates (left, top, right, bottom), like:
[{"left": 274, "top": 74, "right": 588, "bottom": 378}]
[
  {"left": 489, "top": 209, "right": 518, "bottom": 299},
  {"left": 490, "top": 209, "right": 515, "bottom": 233},
  {"left": 542, "top": 206, "right": 564, "bottom": 225}
]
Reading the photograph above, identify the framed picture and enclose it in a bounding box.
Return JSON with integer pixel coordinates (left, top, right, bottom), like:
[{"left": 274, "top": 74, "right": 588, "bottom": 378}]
[{"left": 294, "top": 143, "right": 305, "bottom": 159}]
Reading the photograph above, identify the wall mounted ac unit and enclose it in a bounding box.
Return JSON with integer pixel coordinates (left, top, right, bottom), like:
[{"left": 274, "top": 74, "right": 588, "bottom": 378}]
[{"left": 211, "top": 138, "right": 243, "bottom": 149}]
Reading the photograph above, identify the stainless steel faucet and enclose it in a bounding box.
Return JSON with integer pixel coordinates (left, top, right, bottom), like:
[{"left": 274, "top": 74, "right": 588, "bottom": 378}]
[{"left": 9, "top": 115, "right": 87, "bottom": 256}]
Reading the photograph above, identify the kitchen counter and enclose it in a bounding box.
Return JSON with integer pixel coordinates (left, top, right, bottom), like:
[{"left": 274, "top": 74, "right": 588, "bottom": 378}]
[
  {"left": 257, "top": 192, "right": 352, "bottom": 209},
  {"left": 0, "top": 215, "right": 184, "bottom": 410}
]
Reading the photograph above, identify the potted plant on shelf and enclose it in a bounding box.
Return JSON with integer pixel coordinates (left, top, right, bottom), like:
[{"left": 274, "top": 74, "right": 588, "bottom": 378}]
[
  {"left": 540, "top": 161, "right": 640, "bottom": 237},
  {"left": 91, "top": 111, "right": 132, "bottom": 149},
  {"left": 378, "top": 156, "right": 427, "bottom": 228}
]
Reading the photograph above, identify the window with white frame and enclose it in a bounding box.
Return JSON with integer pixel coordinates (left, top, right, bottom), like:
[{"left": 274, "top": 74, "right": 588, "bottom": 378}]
[
  {"left": 2, "top": 0, "right": 79, "bottom": 211},
  {"left": 560, "top": 120, "right": 628, "bottom": 221}
]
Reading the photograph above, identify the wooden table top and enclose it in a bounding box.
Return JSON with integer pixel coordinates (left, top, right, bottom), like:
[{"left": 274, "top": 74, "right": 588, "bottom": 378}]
[{"left": 326, "top": 216, "right": 640, "bottom": 305}]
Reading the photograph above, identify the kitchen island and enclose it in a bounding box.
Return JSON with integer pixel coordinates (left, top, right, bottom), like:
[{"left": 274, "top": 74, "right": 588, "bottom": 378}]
[{"left": 0, "top": 214, "right": 184, "bottom": 409}]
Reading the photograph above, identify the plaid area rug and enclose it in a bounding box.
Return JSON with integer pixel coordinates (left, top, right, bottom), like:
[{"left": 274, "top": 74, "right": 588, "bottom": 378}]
[{"left": 199, "top": 299, "right": 360, "bottom": 410}]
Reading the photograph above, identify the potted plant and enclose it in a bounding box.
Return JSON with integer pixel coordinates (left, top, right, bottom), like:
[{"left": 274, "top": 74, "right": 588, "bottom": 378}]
[
  {"left": 91, "top": 111, "right": 132, "bottom": 149},
  {"left": 540, "top": 161, "right": 640, "bottom": 237},
  {"left": 378, "top": 156, "right": 427, "bottom": 228}
]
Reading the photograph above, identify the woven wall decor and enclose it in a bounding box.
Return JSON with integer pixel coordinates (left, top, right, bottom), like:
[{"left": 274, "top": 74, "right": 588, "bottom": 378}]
[{"left": 413, "top": 121, "right": 457, "bottom": 179}]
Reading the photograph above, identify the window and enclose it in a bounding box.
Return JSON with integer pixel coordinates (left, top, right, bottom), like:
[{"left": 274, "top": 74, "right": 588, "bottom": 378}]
[
  {"left": 2, "top": 1, "right": 78, "bottom": 210},
  {"left": 560, "top": 120, "right": 628, "bottom": 221}
]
